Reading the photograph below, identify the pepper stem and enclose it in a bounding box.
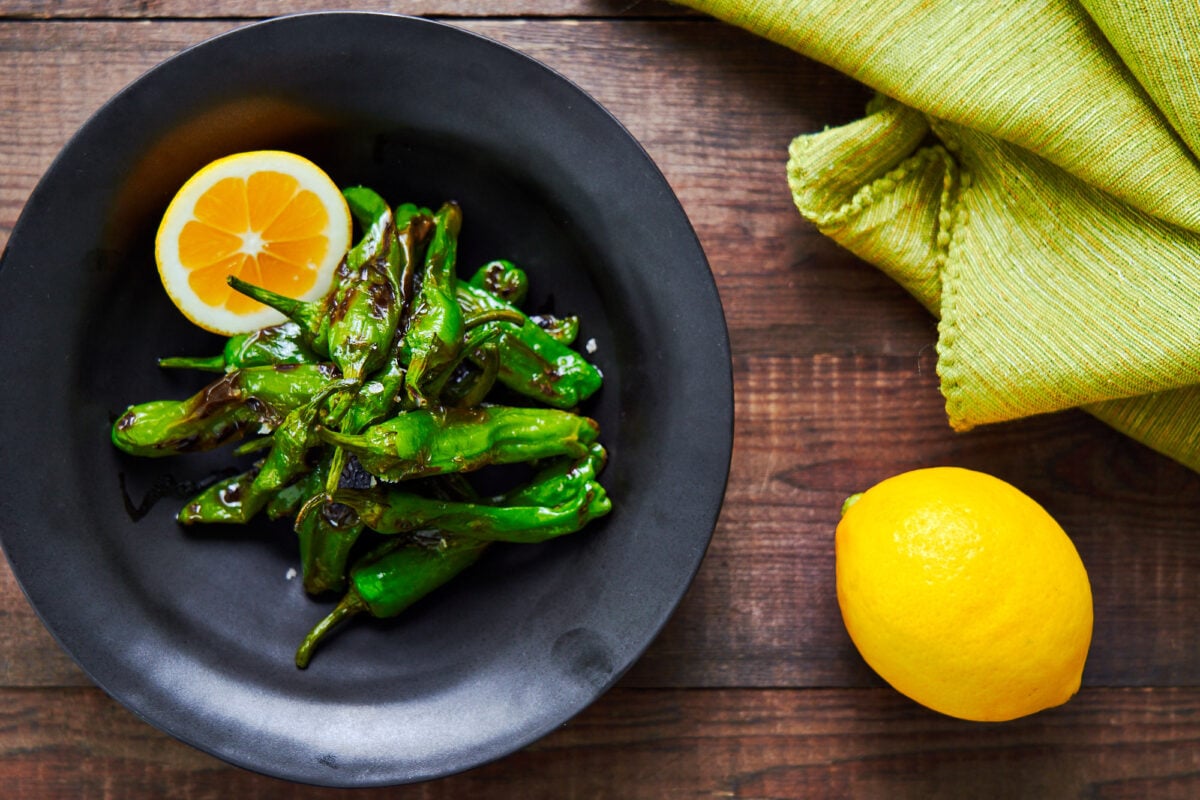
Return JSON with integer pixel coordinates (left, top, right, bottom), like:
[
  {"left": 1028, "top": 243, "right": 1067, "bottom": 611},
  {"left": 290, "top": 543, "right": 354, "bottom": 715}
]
[
  {"left": 294, "top": 491, "right": 329, "bottom": 526},
  {"left": 462, "top": 307, "right": 524, "bottom": 330},
  {"left": 233, "top": 436, "right": 275, "bottom": 456},
  {"left": 324, "top": 445, "right": 348, "bottom": 497},
  {"left": 295, "top": 591, "right": 368, "bottom": 669},
  {"left": 157, "top": 354, "right": 227, "bottom": 372},
  {"left": 316, "top": 426, "right": 358, "bottom": 449},
  {"left": 227, "top": 275, "right": 307, "bottom": 318}
]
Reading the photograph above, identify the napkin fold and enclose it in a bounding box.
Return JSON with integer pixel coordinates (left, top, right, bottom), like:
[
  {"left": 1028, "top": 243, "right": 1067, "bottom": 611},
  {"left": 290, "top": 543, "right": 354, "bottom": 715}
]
[{"left": 678, "top": 0, "right": 1200, "bottom": 471}]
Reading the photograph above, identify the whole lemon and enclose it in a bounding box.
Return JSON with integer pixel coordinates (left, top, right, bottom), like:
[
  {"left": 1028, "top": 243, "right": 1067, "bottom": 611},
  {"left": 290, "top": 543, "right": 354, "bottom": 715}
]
[{"left": 835, "top": 466, "right": 1093, "bottom": 722}]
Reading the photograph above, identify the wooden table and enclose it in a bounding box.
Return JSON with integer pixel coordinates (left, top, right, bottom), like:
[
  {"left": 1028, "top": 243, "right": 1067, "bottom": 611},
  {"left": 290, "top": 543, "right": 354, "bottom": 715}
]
[{"left": 3, "top": 2, "right": 1199, "bottom": 797}]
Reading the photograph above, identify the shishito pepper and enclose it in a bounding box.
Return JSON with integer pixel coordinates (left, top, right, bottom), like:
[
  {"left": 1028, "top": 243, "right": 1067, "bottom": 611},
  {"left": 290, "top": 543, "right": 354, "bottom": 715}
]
[
  {"left": 317, "top": 405, "right": 599, "bottom": 482},
  {"left": 320, "top": 203, "right": 434, "bottom": 493},
  {"left": 456, "top": 284, "right": 602, "bottom": 408},
  {"left": 266, "top": 464, "right": 323, "bottom": 521},
  {"left": 403, "top": 202, "right": 466, "bottom": 406},
  {"left": 173, "top": 374, "right": 355, "bottom": 525},
  {"left": 297, "top": 500, "right": 364, "bottom": 596},
  {"left": 294, "top": 535, "right": 490, "bottom": 669},
  {"left": 226, "top": 188, "right": 406, "bottom": 390},
  {"left": 324, "top": 187, "right": 404, "bottom": 389},
  {"left": 468, "top": 259, "right": 528, "bottom": 307},
  {"left": 333, "top": 443, "right": 611, "bottom": 543},
  {"left": 176, "top": 467, "right": 261, "bottom": 524},
  {"left": 157, "top": 321, "right": 318, "bottom": 373},
  {"left": 295, "top": 452, "right": 366, "bottom": 596},
  {"left": 468, "top": 259, "right": 583, "bottom": 345},
  {"left": 113, "top": 182, "right": 613, "bottom": 669},
  {"left": 291, "top": 204, "right": 443, "bottom": 592},
  {"left": 111, "top": 363, "right": 339, "bottom": 457},
  {"left": 529, "top": 312, "right": 581, "bottom": 346}
]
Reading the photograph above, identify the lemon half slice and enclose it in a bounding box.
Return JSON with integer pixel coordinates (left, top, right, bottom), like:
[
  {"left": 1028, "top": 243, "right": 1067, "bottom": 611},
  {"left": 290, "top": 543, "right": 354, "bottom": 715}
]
[{"left": 155, "top": 150, "right": 352, "bottom": 335}]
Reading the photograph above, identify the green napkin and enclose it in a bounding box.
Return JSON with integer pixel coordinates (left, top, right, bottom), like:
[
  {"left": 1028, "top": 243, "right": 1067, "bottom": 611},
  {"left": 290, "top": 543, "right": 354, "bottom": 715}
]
[{"left": 677, "top": 0, "right": 1200, "bottom": 472}]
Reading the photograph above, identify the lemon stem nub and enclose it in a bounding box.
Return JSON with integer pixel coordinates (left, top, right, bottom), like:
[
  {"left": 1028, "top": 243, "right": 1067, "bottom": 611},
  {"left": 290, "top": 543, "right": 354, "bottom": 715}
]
[{"left": 840, "top": 492, "right": 864, "bottom": 518}]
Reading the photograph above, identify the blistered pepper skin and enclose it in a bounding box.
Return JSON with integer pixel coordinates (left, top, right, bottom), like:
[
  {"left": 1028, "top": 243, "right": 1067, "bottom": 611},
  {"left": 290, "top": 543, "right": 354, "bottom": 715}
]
[
  {"left": 335, "top": 444, "right": 611, "bottom": 543},
  {"left": 157, "top": 321, "right": 319, "bottom": 373},
  {"left": 457, "top": 284, "right": 601, "bottom": 408},
  {"left": 111, "top": 364, "right": 339, "bottom": 457},
  {"left": 294, "top": 536, "right": 489, "bottom": 668},
  {"left": 403, "top": 202, "right": 466, "bottom": 406},
  {"left": 318, "top": 406, "right": 599, "bottom": 482}
]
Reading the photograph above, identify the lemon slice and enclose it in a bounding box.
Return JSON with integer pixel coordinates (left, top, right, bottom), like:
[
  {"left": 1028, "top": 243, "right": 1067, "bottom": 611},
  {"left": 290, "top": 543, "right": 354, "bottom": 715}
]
[{"left": 155, "top": 150, "right": 352, "bottom": 335}]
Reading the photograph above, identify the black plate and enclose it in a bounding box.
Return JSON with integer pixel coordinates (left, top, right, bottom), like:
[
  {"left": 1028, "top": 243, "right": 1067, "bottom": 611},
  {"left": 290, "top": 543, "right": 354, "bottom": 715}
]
[{"left": 0, "top": 13, "right": 732, "bottom": 787}]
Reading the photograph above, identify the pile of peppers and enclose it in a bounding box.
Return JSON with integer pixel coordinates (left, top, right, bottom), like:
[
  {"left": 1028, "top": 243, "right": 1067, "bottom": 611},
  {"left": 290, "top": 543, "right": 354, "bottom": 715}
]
[{"left": 111, "top": 188, "right": 610, "bottom": 668}]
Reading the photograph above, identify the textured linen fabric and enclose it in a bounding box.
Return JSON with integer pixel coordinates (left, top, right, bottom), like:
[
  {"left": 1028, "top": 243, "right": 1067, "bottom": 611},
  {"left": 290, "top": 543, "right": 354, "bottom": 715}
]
[{"left": 678, "top": 0, "right": 1200, "bottom": 472}]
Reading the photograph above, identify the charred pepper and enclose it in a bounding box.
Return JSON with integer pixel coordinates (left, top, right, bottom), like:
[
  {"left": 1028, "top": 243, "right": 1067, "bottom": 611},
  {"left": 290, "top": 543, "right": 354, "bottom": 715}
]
[
  {"left": 157, "top": 321, "right": 318, "bottom": 373},
  {"left": 403, "top": 202, "right": 466, "bottom": 406},
  {"left": 294, "top": 535, "right": 490, "bottom": 668},
  {"left": 111, "top": 364, "right": 339, "bottom": 457},
  {"left": 468, "top": 259, "right": 528, "bottom": 307},
  {"left": 333, "top": 443, "right": 611, "bottom": 543},
  {"left": 456, "top": 284, "right": 601, "bottom": 408},
  {"left": 317, "top": 406, "right": 599, "bottom": 482}
]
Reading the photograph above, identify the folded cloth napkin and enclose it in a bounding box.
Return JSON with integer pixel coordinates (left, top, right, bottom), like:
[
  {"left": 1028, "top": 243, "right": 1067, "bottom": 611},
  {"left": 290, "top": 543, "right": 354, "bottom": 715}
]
[{"left": 676, "top": 0, "right": 1200, "bottom": 472}]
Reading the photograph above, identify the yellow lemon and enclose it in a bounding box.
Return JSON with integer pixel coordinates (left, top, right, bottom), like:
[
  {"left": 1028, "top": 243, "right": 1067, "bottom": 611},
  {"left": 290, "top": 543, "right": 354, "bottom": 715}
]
[
  {"left": 155, "top": 150, "right": 352, "bottom": 335},
  {"left": 835, "top": 466, "right": 1092, "bottom": 722}
]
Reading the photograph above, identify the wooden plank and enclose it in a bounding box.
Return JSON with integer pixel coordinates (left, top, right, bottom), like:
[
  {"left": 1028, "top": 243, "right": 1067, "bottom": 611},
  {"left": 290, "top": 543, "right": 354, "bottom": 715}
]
[
  {"left": 0, "top": 0, "right": 692, "bottom": 20},
  {"left": 0, "top": 686, "right": 1197, "bottom": 798}
]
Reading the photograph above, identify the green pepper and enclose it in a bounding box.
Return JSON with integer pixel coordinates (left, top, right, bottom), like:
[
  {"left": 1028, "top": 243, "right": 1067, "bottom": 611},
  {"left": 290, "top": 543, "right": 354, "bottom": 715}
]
[
  {"left": 324, "top": 187, "right": 403, "bottom": 388},
  {"left": 499, "top": 442, "right": 608, "bottom": 505},
  {"left": 468, "top": 259, "right": 528, "bottom": 307},
  {"left": 334, "top": 444, "right": 610, "bottom": 543},
  {"left": 317, "top": 406, "right": 599, "bottom": 482},
  {"left": 321, "top": 205, "right": 435, "bottom": 494},
  {"left": 529, "top": 313, "right": 580, "bottom": 346},
  {"left": 111, "top": 184, "right": 613, "bottom": 672},
  {"left": 157, "top": 321, "right": 318, "bottom": 373},
  {"left": 403, "top": 202, "right": 466, "bottom": 406},
  {"left": 439, "top": 340, "right": 500, "bottom": 409},
  {"left": 456, "top": 284, "right": 602, "bottom": 408},
  {"left": 425, "top": 310, "right": 527, "bottom": 409},
  {"left": 217, "top": 377, "right": 357, "bottom": 521},
  {"left": 294, "top": 536, "right": 490, "bottom": 668},
  {"left": 176, "top": 467, "right": 261, "bottom": 524},
  {"left": 111, "top": 364, "right": 339, "bottom": 457},
  {"left": 391, "top": 202, "right": 435, "bottom": 320},
  {"left": 295, "top": 459, "right": 365, "bottom": 596},
  {"left": 166, "top": 374, "right": 354, "bottom": 526},
  {"left": 266, "top": 466, "right": 323, "bottom": 521}
]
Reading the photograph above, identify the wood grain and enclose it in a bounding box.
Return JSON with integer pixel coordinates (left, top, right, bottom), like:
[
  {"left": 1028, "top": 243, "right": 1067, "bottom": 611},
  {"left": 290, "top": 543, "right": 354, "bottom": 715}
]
[
  {"left": 0, "top": 0, "right": 689, "bottom": 19},
  {"left": 0, "top": 686, "right": 1198, "bottom": 799}
]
